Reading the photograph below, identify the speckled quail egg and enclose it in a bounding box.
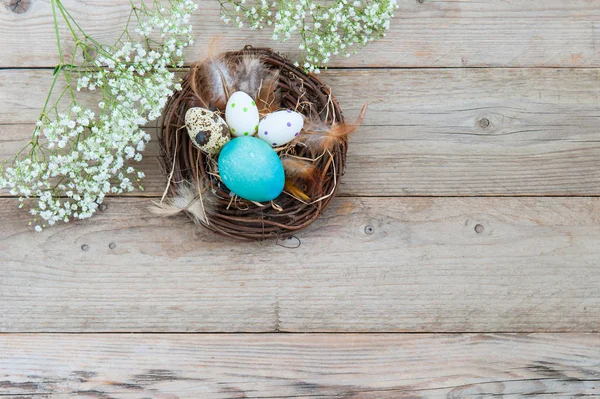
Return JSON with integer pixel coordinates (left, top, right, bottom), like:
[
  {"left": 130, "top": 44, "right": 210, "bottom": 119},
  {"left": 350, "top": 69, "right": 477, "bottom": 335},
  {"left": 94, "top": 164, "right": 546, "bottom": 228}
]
[{"left": 185, "top": 107, "right": 231, "bottom": 155}]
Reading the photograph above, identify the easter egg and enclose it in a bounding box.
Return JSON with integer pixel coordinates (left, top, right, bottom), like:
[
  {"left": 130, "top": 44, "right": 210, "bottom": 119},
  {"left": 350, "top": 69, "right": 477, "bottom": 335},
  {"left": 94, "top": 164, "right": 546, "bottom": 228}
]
[
  {"left": 225, "top": 91, "right": 259, "bottom": 137},
  {"left": 257, "top": 109, "right": 304, "bottom": 147},
  {"left": 218, "top": 136, "right": 285, "bottom": 202},
  {"left": 185, "top": 107, "right": 230, "bottom": 155}
]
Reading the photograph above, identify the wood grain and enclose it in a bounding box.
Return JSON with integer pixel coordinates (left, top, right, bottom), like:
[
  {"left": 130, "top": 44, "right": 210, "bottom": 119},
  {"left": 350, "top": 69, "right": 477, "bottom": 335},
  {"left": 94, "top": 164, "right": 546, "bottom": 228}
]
[
  {"left": 2, "top": 1, "right": 599, "bottom": 392},
  {"left": 1, "top": 333, "right": 599, "bottom": 398},
  {"left": 1, "top": 196, "right": 599, "bottom": 332},
  {"left": 3, "top": 68, "right": 600, "bottom": 196},
  {"left": 1, "top": 0, "right": 600, "bottom": 68}
]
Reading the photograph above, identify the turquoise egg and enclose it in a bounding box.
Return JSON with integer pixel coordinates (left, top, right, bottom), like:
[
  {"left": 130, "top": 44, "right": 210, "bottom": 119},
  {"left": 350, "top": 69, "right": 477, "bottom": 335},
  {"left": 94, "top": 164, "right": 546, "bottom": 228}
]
[{"left": 218, "top": 136, "right": 285, "bottom": 202}]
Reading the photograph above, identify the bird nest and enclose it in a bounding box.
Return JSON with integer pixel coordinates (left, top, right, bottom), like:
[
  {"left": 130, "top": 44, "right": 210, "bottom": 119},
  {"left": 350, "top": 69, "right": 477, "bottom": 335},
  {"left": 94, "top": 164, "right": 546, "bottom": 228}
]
[{"left": 158, "top": 46, "right": 350, "bottom": 241}]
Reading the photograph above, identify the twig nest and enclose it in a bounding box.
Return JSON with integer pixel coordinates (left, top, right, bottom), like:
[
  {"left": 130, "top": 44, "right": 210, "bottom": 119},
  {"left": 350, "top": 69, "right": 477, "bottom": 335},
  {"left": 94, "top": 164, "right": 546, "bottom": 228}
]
[{"left": 159, "top": 46, "right": 347, "bottom": 241}]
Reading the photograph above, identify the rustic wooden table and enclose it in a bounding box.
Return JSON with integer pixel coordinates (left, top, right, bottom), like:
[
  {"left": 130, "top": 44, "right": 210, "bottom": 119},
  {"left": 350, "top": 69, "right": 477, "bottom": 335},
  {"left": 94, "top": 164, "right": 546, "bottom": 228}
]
[{"left": 1, "top": 0, "right": 599, "bottom": 397}]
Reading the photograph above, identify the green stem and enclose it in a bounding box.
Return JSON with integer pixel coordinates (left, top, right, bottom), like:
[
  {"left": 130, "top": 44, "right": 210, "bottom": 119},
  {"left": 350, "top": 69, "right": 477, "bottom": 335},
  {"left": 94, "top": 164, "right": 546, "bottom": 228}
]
[
  {"left": 40, "top": 73, "right": 60, "bottom": 122},
  {"left": 51, "top": 0, "right": 64, "bottom": 62},
  {"left": 55, "top": 0, "right": 87, "bottom": 38},
  {"left": 33, "top": 0, "right": 66, "bottom": 145}
]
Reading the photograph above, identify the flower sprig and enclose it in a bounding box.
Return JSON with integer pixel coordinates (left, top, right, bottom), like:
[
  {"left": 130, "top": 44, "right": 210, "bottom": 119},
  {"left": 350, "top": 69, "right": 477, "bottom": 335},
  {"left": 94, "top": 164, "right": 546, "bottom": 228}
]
[
  {"left": 0, "top": 0, "right": 197, "bottom": 231},
  {"left": 218, "top": 0, "right": 398, "bottom": 73}
]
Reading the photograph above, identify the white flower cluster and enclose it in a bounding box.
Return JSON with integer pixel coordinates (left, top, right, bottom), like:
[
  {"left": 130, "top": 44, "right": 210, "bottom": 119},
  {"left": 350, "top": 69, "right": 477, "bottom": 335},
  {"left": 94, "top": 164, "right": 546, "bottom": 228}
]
[
  {"left": 0, "top": 0, "right": 197, "bottom": 231},
  {"left": 219, "top": 0, "right": 398, "bottom": 72}
]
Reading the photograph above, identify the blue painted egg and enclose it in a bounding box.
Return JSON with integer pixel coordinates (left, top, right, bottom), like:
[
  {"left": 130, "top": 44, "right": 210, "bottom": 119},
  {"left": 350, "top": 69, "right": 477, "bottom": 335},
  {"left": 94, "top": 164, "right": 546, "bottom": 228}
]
[{"left": 218, "top": 136, "right": 285, "bottom": 202}]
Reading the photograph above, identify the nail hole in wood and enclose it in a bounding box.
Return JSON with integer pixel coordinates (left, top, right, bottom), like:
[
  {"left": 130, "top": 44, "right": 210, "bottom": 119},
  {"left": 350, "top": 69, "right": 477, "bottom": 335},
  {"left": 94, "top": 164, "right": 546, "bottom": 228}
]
[
  {"left": 478, "top": 118, "right": 490, "bottom": 128},
  {"left": 109, "top": 242, "right": 116, "bottom": 250},
  {"left": 98, "top": 203, "right": 107, "bottom": 211},
  {"left": 81, "top": 244, "right": 90, "bottom": 252},
  {"left": 365, "top": 225, "right": 375, "bottom": 235},
  {"left": 475, "top": 224, "right": 484, "bottom": 234}
]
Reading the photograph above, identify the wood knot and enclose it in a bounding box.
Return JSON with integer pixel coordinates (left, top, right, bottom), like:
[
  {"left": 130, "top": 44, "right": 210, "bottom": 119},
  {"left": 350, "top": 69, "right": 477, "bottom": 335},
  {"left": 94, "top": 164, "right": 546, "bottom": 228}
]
[{"left": 4, "top": 0, "right": 31, "bottom": 14}]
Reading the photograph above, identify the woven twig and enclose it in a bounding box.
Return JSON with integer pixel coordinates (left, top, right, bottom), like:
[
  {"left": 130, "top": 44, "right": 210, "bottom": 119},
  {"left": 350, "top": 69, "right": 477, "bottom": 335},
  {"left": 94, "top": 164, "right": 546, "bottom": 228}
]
[{"left": 158, "top": 46, "right": 346, "bottom": 240}]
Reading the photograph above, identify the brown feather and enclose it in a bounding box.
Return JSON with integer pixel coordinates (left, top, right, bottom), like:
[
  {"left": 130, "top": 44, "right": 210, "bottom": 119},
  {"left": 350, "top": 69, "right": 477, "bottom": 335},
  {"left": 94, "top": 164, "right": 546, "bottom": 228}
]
[
  {"left": 282, "top": 157, "right": 318, "bottom": 183},
  {"left": 281, "top": 156, "right": 321, "bottom": 197},
  {"left": 256, "top": 71, "right": 281, "bottom": 117},
  {"left": 188, "top": 59, "right": 236, "bottom": 111},
  {"left": 299, "top": 103, "right": 368, "bottom": 155},
  {"left": 207, "top": 57, "right": 236, "bottom": 110},
  {"left": 207, "top": 35, "right": 223, "bottom": 59},
  {"left": 235, "top": 55, "right": 272, "bottom": 99},
  {"left": 188, "top": 37, "right": 237, "bottom": 111},
  {"left": 188, "top": 61, "right": 211, "bottom": 109}
]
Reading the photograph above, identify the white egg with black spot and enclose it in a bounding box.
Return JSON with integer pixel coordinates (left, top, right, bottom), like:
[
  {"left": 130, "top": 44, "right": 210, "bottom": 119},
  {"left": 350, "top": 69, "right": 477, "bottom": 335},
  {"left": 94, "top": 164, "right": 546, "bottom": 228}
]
[
  {"left": 225, "top": 91, "right": 259, "bottom": 137},
  {"left": 257, "top": 109, "right": 304, "bottom": 147},
  {"left": 185, "top": 107, "right": 231, "bottom": 155}
]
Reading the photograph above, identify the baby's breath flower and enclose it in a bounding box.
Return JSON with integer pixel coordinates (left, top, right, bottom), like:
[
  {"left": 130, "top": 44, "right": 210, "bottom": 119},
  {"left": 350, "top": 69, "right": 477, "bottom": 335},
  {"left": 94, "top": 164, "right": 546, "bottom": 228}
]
[
  {"left": 1, "top": 0, "right": 197, "bottom": 231},
  {"left": 219, "top": 0, "right": 398, "bottom": 72}
]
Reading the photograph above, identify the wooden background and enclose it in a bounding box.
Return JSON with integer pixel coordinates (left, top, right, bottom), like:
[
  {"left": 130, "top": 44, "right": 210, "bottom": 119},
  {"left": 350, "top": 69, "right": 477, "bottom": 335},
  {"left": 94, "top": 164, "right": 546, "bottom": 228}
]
[{"left": 1, "top": 0, "right": 599, "bottom": 397}]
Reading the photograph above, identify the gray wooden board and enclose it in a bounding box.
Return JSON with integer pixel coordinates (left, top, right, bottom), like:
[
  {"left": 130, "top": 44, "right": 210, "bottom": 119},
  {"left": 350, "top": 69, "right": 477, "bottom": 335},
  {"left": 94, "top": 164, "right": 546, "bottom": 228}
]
[
  {"left": 2, "top": 68, "right": 600, "bottom": 196},
  {"left": 2, "top": 1, "right": 600, "bottom": 395},
  {"left": 1, "top": 197, "right": 599, "bottom": 332},
  {"left": 1, "top": 333, "right": 599, "bottom": 398},
  {"left": 1, "top": 0, "right": 600, "bottom": 68}
]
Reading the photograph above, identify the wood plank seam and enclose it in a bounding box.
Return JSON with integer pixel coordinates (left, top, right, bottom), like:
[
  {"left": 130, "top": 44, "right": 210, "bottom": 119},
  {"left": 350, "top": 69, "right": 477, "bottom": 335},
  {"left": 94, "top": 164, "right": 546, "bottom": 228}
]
[{"left": 1, "top": 197, "right": 599, "bottom": 333}]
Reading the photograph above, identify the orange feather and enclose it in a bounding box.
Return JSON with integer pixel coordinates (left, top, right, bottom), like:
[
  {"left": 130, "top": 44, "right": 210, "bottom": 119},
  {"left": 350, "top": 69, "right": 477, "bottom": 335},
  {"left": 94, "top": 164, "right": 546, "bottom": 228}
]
[
  {"left": 284, "top": 180, "right": 310, "bottom": 202},
  {"left": 300, "top": 103, "right": 368, "bottom": 155},
  {"left": 281, "top": 157, "right": 318, "bottom": 183}
]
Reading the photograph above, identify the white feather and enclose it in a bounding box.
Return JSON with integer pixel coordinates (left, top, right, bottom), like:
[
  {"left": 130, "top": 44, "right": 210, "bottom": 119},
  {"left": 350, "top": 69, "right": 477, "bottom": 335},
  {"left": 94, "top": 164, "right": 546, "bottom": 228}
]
[{"left": 150, "top": 183, "right": 211, "bottom": 225}]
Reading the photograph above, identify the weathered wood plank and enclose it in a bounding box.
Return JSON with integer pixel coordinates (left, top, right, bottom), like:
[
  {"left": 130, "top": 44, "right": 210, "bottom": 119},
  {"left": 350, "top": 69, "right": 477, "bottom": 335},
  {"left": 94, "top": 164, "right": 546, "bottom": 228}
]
[
  {"left": 1, "top": 0, "right": 600, "bottom": 68},
  {"left": 1, "top": 196, "right": 599, "bottom": 332},
  {"left": 6, "top": 68, "right": 600, "bottom": 127},
  {"left": 3, "top": 68, "right": 600, "bottom": 196},
  {"left": 1, "top": 334, "right": 598, "bottom": 398}
]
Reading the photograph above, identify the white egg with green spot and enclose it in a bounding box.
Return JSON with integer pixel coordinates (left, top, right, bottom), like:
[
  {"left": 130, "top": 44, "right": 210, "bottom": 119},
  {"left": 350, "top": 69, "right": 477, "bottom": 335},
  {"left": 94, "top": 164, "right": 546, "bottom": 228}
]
[{"left": 225, "top": 91, "right": 259, "bottom": 137}]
